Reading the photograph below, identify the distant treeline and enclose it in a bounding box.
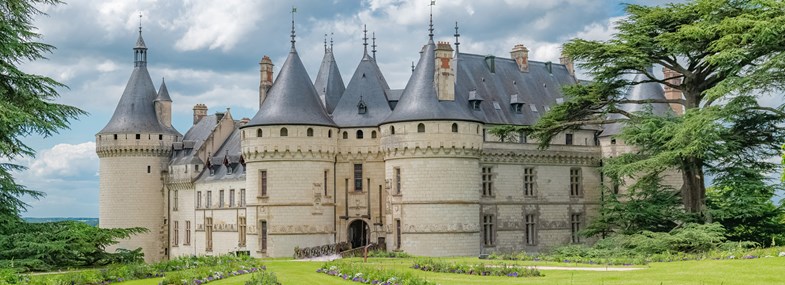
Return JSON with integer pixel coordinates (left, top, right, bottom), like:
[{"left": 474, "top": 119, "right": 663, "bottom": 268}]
[{"left": 23, "top": 217, "right": 99, "bottom": 226}]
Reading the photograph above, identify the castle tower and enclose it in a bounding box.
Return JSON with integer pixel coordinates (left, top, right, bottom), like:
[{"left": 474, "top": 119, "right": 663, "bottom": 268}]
[
  {"left": 240, "top": 20, "right": 338, "bottom": 257},
  {"left": 96, "top": 26, "right": 181, "bottom": 262},
  {"left": 314, "top": 34, "right": 345, "bottom": 114},
  {"left": 380, "top": 30, "right": 483, "bottom": 256},
  {"left": 155, "top": 78, "right": 172, "bottom": 128}
]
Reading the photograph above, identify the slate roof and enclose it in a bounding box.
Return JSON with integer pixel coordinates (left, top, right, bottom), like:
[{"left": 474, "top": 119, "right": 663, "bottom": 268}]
[
  {"left": 156, "top": 78, "right": 172, "bottom": 102},
  {"left": 331, "top": 53, "right": 392, "bottom": 127},
  {"left": 197, "top": 127, "right": 245, "bottom": 182},
  {"left": 454, "top": 54, "right": 575, "bottom": 126},
  {"left": 600, "top": 71, "right": 672, "bottom": 137},
  {"left": 98, "top": 32, "right": 177, "bottom": 135},
  {"left": 245, "top": 47, "right": 337, "bottom": 128},
  {"left": 314, "top": 49, "right": 346, "bottom": 114},
  {"left": 170, "top": 115, "right": 218, "bottom": 165},
  {"left": 382, "top": 40, "right": 480, "bottom": 124}
]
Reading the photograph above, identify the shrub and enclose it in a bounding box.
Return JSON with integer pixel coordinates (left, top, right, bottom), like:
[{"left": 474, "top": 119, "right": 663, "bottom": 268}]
[
  {"left": 318, "top": 260, "right": 434, "bottom": 285},
  {"left": 244, "top": 271, "right": 280, "bottom": 285},
  {"left": 367, "top": 251, "right": 411, "bottom": 258},
  {"left": 411, "top": 259, "right": 542, "bottom": 278}
]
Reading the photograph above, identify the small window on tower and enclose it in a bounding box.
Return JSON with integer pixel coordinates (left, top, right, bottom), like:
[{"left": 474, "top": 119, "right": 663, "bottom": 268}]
[
  {"left": 280, "top": 128, "right": 288, "bottom": 137},
  {"left": 159, "top": 134, "right": 163, "bottom": 140},
  {"left": 371, "top": 131, "right": 377, "bottom": 138},
  {"left": 328, "top": 130, "right": 332, "bottom": 138},
  {"left": 451, "top": 123, "right": 458, "bottom": 133},
  {"left": 356, "top": 130, "right": 364, "bottom": 139},
  {"left": 417, "top": 123, "right": 425, "bottom": 133},
  {"left": 390, "top": 126, "right": 395, "bottom": 135},
  {"left": 147, "top": 165, "right": 151, "bottom": 173},
  {"left": 136, "top": 134, "right": 141, "bottom": 139},
  {"left": 114, "top": 134, "right": 117, "bottom": 140},
  {"left": 343, "top": 131, "right": 348, "bottom": 139},
  {"left": 307, "top": 128, "right": 314, "bottom": 137},
  {"left": 257, "top": 129, "right": 263, "bottom": 137}
]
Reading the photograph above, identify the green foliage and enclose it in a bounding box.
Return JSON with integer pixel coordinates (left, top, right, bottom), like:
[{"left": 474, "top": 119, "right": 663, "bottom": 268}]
[
  {"left": 486, "top": 125, "right": 526, "bottom": 143},
  {"left": 367, "top": 250, "right": 412, "bottom": 258},
  {"left": 244, "top": 271, "right": 280, "bottom": 285},
  {"left": 411, "top": 258, "right": 542, "bottom": 278},
  {"left": 318, "top": 260, "right": 435, "bottom": 285},
  {"left": 0, "top": 221, "right": 147, "bottom": 272}
]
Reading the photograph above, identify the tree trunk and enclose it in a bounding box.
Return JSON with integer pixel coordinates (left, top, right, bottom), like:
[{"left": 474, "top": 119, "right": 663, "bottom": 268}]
[{"left": 680, "top": 157, "right": 706, "bottom": 216}]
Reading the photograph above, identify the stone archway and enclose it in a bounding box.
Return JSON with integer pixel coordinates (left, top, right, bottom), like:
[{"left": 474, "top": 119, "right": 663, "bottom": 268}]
[{"left": 347, "top": 219, "right": 370, "bottom": 249}]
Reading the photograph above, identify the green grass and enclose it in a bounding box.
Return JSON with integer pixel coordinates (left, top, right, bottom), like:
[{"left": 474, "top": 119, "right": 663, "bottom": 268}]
[{"left": 115, "top": 256, "right": 785, "bottom": 285}]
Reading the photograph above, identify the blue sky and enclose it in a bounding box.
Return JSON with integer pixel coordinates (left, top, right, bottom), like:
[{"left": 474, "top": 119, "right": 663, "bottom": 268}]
[{"left": 15, "top": 0, "right": 774, "bottom": 218}]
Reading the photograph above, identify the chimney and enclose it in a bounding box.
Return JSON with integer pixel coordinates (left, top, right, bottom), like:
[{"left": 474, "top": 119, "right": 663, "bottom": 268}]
[
  {"left": 560, "top": 51, "right": 575, "bottom": 77},
  {"left": 193, "top": 104, "right": 208, "bottom": 125},
  {"left": 434, "top": 41, "right": 455, "bottom": 101},
  {"left": 662, "top": 67, "right": 684, "bottom": 115},
  {"left": 510, "top": 44, "right": 529, "bottom": 73},
  {"left": 239, "top": 117, "right": 251, "bottom": 125},
  {"left": 259, "top": 55, "right": 274, "bottom": 108}
]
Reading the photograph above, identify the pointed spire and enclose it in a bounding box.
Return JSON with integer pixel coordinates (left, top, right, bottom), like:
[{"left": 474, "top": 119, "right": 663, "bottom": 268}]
[
  {"left": 362, "top": 24, "right": 368, "bottom": 55},
  {"left": 428, "top": 0, "right": 435, "bottom": 40},
  {"left": 133, "top": 12, "right": 147, "bottom": 67},
  {"left": 156, "top": 77, "right": 172, "bottom": 102},
  {"left": 454, "top": 21, "right": 460, "bottom": 55},
  {"left": 290, "top": 6, "right": 297, "bottom": 50},
  {"left": 372, "top": 32, "right": 377, "bottom": 59}
]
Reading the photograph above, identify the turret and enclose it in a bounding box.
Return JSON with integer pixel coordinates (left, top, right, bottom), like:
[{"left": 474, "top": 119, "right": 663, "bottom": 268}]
[
  {"left": 155, "top": 78, "right": 172, "bottom": 128},
  {"left": 259, "top": 56, "right": 274, "bottom": 107}
]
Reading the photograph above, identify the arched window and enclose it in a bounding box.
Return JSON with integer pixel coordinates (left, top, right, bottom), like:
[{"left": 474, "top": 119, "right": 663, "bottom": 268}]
[
  {"left": 328, "top": 130, "right": 332, "bottom": 138},
  {"left": 280, "top": 127, "right": 288, "bottom": 137},
  {"left": 356, "top": 130, "right": 364, "bottom": 139},
  {"left": 476, "top": 125, "right": 480, "bottom": 134},
  {"left": 257, "top": 129, "right": 263, "bottom": 137},
  {"left": 417, "top": 123, "right": 425, "bottom": 133},
  {"left": 390, "top": 126, "right": 395, "bottom": 135},
  {"left": 451, "top": 123, "right": 458, "bottom": 133},
  {"left": 307, "top": 128, "right": 314, "bottom": 137},
  {"left": 371, "top": 131, "right": 377, "bottom": 138},
  {"left": 343, "top": 131, "right": 348, "bottom": 139}
]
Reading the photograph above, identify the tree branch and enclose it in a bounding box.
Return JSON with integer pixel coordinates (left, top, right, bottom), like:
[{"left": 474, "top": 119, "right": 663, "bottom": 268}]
[{"left": 618, "top": 99, "right": 685, "bottom": 105}]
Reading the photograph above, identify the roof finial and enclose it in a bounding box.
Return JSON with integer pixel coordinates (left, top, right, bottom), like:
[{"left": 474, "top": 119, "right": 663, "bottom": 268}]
[
  {"left": 290, "top": 6, "right": 297, "bottom": 49},
  {"left": 363, "top": 24, "right": 368, "bottom": 55},
  {"left": 454, "top": 21, "right": 460, "bottom": 54},
  {"left": 372, "top": 32, "right": 377, "bottom": 59},
  {"left": 411, "top": 61, "right": 415, "bottom": 72},
  {"left": 428, "top": 0, "right": 435, "bottom": 40},
  {"left": 324, "top": 33, "right": 328, "bottom": 53},
  {"left": 330, "top": 32, "right": 334, "bottom": 51},
  {"left": 138, "top": 12, "right": 142, "bottom": 35}
]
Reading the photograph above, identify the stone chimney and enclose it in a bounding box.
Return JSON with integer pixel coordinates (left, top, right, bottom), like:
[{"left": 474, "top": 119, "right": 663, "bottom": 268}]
[
  {"left": 510, "top": 44, "right": 529, "bottom": 73},
  {"left": 259, "top": 55, "right": 274, "bottom": 108},
  {"left": 662, "top": 67, "right": 684, "bottom": 115},
  {"left": 560, "top": 51, "right": 575, "bottom": 78},
  {"left": 193, "top": 104, "right": 208, "bottom": 125},
  {"left": 434, "top": 41, "right": 455, "bottom": 101}
]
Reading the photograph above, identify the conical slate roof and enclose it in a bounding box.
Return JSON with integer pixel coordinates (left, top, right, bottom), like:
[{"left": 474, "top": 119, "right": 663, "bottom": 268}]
[
  {"left": 245, "top": 48, "right": 337, "bottom": 127},
  {"left": 156, "top": 78, "right": 172, "bottom": 102},
  {"left": 314, "top": 49, "right": 345, "bottom": 114},
  {"left": 382, "top": 40, "right": 480, "bottom": 124},
  {"left": 600, "top": 70, "right": 672, "bottom": 137},
  {"left": 332, "top": 53, "right": 392, "bottom": 127},
  {"left": 99, "top": 33, "right": 175, "bottom": 135}
]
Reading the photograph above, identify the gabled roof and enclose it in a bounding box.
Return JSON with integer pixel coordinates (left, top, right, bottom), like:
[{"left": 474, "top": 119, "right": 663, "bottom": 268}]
[
  {"left": 314, "top": 49, "right": 345, "bottom": 114},
  {"left": 170, "top": 115, "right": 218, "bottom": 165},
  {"left": 331, "top": 53, "right": 392, "bottom": 127},
  {"left": 197, "top": 127, "right": 245, "bottom": 182},
  {"left": 245, "top": 48, "right": 337, "bottom": 128},
  {"left": 600, "top": 71, "right": 672, "bottom": 137},
  {"left": 98, "top": 32, "right": 176, "bottom": 135},
  {"left": 382, "top": 40, "right": 480, "bottom": 124}
]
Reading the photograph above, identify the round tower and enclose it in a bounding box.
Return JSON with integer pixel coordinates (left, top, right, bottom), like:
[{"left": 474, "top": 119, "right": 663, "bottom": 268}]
[
  {"left": 380, "top": 37, "right": 483, "bottom": 256},
  {"left": 240, "top": 25, "right": 338, "bottom": 257},
  {"left": 96, "top": 27, "right": 180, "bottom": 262}
]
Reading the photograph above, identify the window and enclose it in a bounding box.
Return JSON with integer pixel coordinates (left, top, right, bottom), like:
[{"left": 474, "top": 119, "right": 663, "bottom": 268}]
[
  {"left": 185, "top": 221, "right": 191, "bottom": 245},
  {"left": 523, "top": 167, "right": 536, "bottom": 196},
  {"left": 239, "top": 189, "right": 246, "bottom": 206},
  {"left": 519, "top": 131, "right": 527, "bottom": 144},
  {"left": 483, "top": 214, "right": 495, "bottom": 246},
  {"left": 482, "top": 167, "right": 493, "bottom": 196},
  {"left": 356, "top": 130, "right": 364, "bottom": 139},
  {"left": 135, "top": 134, "right": 141, "bottom": 139},
  {"left": 394, "top": 167, "right": 401, "bottom": 194},
  {"left": 566, "top": 133, "right": 573, "bottom": 145},
  {"left": 512, "top": 103, "right": 523, "bottom": 114},
  {"left": 206, "top": 191, "right": 212, "bottom": 208},
  {"left": 113, "top": 134, "right": 117, "bottom": 140},
  {"left": 354, "top": 164, "right": 363, "bottom": 192},
  {"left": 280, "top": 128, "right": 288, "bottom": 137},
  {"left": 159, "top": 134, "right": 163, "bottom": 140},
  {"left": 307, "top": 128, "right": 313, "bottom": 137},
  {"left": 147, "top": 165, "right": 151, "bottom": 173},
  {"left": 611, "top": 138, "right": 617, "bottom": 145},
  {"left": 238, "top": 216, "right": 247, "bottom": 247},
  {"left": 195, "top": 164, "right": 200, "bottom": 172},
  {"left": 259, "top": 220, "right": 268, "bottom": 252},
  {"left": 324, "top": 171, "right": 328, "bottom": 196},
  {"left": 328, "top": 130, "right": 332, "bottom": 138},
  {"left": 570, "top": 168, "right": 582, "bottom": 197},
  {"left": 390, "top": 126, "right": 395, "bottom": 135},
  {"left": 173, "top": 221, "right": 179, "bottom": 246},
  {"left": 260, "top": 170, "right": 268, "bottom": 197},
  {"left": 571, "top": 213, "right": 582, "bottom": 243},
  {"left": 395, "top": 219, "right": 401, "bottom": 250},
  {"left": 451, "top": 123, "right": 458, "bottom": 133},
  {"left": 471, "top": 100, "right": 481, "bottom": 111},
  {"left": 417, "top": 123, "right": 425, "bottom": 133},
  {"left": 205, "top": 217, "right": 213, "bottom": 251},
  {"left": 219, "top": 190, "right": 224, "bottom": 208},
  {"left": 342, "top": 131, "right": 348, "bottom": 139},
  {"left": 173, "top": 190, "right": 179, "bottom": 211},
  {"left": 525, "top": 214, "right": 537, "bottom": 245},
  {"left": 257, "top": 129, "right": 263, "bottom": 137},
  {"left": 196, "top": 191, "right": 202, "bottom": 208},
  {"left": 371, "top": 131, "right": 377, "bottom": 138},
  {"left": 229, "top": 189, "right": 235, "bottom": 207}
]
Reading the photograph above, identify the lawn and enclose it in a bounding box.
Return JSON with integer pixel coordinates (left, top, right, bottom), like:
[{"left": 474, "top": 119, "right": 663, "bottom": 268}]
[{"left": 116, "top": 256, "right": 785, "bottom": 285}]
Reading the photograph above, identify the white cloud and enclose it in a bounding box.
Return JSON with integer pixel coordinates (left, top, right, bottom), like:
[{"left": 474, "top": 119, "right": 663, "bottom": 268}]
[
  {"left": 173, "top": 1, "right": 265, "bottom": 52},
  {"left": 28, "top": 142, "right": 98, "bottom": 178}
]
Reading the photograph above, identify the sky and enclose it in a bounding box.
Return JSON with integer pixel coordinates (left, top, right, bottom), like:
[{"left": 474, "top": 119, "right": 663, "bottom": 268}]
[{"left": 10, "top": 0, "right": 778, "bottom": 218}]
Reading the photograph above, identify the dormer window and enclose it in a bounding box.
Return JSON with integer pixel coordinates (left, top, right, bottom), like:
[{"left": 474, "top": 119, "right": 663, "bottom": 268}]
[
  {"left": 357, "top": 99, "right": 367, "bottom": 114},
  {"left": 468, "top": 90, "right": 483, "bottom": 111},
  {"left": 510, "top": 94, "right": 524, "bottom": 114}
]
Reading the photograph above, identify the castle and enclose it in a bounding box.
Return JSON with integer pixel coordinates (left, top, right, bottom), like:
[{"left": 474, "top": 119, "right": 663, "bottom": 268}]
[{"left": 96, "top": 18, "right": 680, "bottom": 262}]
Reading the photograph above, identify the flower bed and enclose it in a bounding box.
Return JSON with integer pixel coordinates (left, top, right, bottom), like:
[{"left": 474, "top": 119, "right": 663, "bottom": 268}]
[
  {"left": 411, "top": 259, "right": 542, "bottom": 278},
  {"left": 159, "top": 261, "right": 266, "bottom": 285},
  {"left": 317, "top": 260, "right": 434, "bottom": 285},
  {"left": 244, "top": 270, "right": 280, "bottom": 285}
]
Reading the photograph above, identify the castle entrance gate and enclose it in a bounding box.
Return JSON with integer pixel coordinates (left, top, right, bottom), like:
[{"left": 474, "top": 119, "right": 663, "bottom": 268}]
[{"left": 347, "top": 219, "right": 369, "bottom": 249}]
